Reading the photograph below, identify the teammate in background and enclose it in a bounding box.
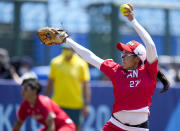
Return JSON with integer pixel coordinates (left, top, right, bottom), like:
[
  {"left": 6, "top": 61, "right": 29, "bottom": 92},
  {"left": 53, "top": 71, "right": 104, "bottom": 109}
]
[
  {"left": 45, "top": 44, "right": 91, "bottom": 131},
  {"left": 0, "top": 48, "right": 11, "bottom": 79},
  {"left": 9, "top": 56, "right": 37, "bottom": 84},
  {"left": 61, "top": 4, "right": 165, "bottom": 131},
  {"left": 12, "top": 78, "right": 75, "bottom": 131}
]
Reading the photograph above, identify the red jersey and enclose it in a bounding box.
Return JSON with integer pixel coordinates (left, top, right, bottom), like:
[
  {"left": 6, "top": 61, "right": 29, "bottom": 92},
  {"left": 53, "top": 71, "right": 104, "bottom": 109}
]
[
  {"left": 18, "top": 95, "right": 72, "bottom": 129},
  {"left": 100, "top": 59, "right": 158, "bottom": 113}
]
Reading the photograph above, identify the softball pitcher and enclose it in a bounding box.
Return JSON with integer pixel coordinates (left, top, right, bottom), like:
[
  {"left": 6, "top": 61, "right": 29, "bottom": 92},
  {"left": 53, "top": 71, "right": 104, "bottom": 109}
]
[
  {"left": 37, "top": 3, "right": 169, "bottom": 131},
  {"left": 64, "top": 4, "right": 158, "bottom": 131}
]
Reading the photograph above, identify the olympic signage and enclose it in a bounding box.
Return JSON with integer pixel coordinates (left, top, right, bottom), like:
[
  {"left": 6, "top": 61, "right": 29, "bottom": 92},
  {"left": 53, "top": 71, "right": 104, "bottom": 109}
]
[{"left": 1, "top": 80, "right": 180, "bottom": 131}]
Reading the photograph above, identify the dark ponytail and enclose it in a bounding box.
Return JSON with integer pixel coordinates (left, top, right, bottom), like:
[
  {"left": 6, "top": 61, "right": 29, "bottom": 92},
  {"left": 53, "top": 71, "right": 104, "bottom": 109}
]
[{"left": 157, "top": 69, "right": 170, "bottom": 93}]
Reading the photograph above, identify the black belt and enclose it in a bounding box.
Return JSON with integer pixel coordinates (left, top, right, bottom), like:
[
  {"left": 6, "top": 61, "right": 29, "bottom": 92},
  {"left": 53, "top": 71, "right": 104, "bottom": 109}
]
[{"left": 112, "top": 114, "right": 148, "bottom": 129}]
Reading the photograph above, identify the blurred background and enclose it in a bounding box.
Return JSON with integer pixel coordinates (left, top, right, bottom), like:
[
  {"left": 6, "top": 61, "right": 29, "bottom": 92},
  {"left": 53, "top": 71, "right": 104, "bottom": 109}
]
[{"left": 1, "top": 0, "right": 180, "bottom": 131}]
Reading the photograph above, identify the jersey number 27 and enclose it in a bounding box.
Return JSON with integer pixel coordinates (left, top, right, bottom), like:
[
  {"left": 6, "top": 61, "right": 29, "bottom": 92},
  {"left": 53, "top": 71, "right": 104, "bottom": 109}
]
[{"left": 130, "top": 80, "right": 139, "bottom": 88}]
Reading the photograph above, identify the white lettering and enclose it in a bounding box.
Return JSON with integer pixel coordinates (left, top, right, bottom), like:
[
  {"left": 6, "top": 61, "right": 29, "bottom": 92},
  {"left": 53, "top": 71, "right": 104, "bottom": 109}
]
[
  {"left": 0, "top": 104, "right": 13, "bottom": 130},
  {"left": 96, "top": 105, "right": 111, "bottom": 131},
  {"left": 130, "top": 81, "right": 134, "bottom": 87},
  {"left": 83, "top": 105, "right": 111, "bottom": 131},
  {"left": 0, "top": 104, "right": 112, "bottom": 131},
  {"left": 83, "top": 105, "right": 96, "bottom": 131},
  {"left": 133, "top": 69, "right": 138, "bottom": 78},
  {"left": 127, "top": 73, "right": 133, "bottom": 78},
  {"left": 135, "top": 80, "right": 140, "bottom": 87},
  {"left": 130, "top": 80, "right": 140, "bottom": 88},
  {"left": 127, "top": 69, "right": 138, "bottom": 78}
]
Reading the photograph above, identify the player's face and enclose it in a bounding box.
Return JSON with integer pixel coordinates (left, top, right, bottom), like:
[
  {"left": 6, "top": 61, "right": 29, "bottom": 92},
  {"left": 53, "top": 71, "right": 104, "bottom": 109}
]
[
  {"left": 121, "top": 51, "right": 139, "bottom": 70},
  {"left": 21, "top": 84, "right": 36, "bottom": 100}
]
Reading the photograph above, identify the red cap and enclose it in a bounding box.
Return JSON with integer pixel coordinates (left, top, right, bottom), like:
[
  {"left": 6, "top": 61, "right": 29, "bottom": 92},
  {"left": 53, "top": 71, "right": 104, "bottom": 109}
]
[
  {"left": 116, "top": 40, "right": 140, "bottom": 53},
  {"left": 116, "top": 40, "right": 147, "bottom": 62}
]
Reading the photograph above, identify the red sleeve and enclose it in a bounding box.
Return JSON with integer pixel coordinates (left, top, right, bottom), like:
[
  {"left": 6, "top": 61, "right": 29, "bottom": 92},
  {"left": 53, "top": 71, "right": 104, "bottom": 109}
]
[
  {"left": 38, "top": 96, "right": 53, "bottom": 121},
  {"left": 100, "top": 59, "right": 120, "bottom": 79},
  {"left": 40, "top": 106, "right": 50, "bottom": 122},
  {"left": 145, "top": 59, "right": 159, "bottom": 79},
  {"left": 17, "top": 102, "right": 28, "bottom": 121}
]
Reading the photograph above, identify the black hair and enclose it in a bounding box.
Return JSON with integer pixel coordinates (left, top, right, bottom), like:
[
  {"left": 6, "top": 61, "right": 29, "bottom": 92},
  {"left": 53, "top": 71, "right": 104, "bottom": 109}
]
[
  {"left": 21, "top": 78, "right": 42, "bottom": 94},
  {"left": 157, "top": 69, "right": 170, "bottom": 93}
]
